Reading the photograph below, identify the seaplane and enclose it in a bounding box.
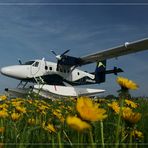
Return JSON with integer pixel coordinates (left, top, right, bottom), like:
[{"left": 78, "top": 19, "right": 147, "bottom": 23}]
[{"left": 1, "top": 38, "right": 148, "bottom": 99}]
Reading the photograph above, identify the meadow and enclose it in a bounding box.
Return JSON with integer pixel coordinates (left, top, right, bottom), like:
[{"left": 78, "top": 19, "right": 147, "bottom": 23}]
[{"left": 0, "top": 77, "right": 147, "bottom": 148}]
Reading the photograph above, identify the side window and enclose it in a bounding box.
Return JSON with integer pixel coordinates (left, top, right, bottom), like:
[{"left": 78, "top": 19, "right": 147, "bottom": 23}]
[
  {"left": 45, "top": 66, "right": 48, "bottom": 70},
  {"left": 49, "top": 67, "right": 52, "bottom": 71}
]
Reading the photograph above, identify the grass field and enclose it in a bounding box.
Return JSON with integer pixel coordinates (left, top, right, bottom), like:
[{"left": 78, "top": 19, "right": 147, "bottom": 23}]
[{"left": 0, "top": 77, "right": 147, "bottom": 148}]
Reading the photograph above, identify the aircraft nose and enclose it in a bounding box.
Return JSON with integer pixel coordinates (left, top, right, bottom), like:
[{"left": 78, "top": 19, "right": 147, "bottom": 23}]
[
  {"left": 0, "top": 67, "right": 10, "bottom": 75},
  {"left": 1, "top": 65, "right": 29, "bottom": 79}
]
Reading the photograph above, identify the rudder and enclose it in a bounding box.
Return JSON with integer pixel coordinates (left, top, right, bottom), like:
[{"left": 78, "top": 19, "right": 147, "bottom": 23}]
[{"left": 95, "top": 60, "right": 106, "bottom": 83}]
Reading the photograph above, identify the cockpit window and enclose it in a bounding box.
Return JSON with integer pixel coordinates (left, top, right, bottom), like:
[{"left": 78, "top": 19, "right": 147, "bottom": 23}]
[
  {"left": 33, "top": 62, "right": 39, "bottom": 67},
  {"left": 23, "top": 61, "right": 35, "bottom": 65}
]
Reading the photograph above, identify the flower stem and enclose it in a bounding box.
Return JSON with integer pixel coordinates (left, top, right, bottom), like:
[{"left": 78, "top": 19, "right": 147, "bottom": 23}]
[
  {"left": 115, "top": 95, "right": 125, "bottom": 148},
  {"left": 0, "top": 119, "right": 3, "bottom": 143},
  {"left": 89, "top": 129, "right": 95, "bottom": 148},
  {"left": 63, "top": 130, "right": 73, "bottom": 146},
  {"left": 78, "top": 132, "right": 80, "bottom": 146},
  {"left": 58, "top": 131, "right": 62, "bottom": 148},
  {"left": 129, "top": 130, "right": 133, "bottom": 148},
  {"left": 52, "top": 134, "right": 55, "bottom": 148},
  {"left": 100, "top": 121, "right": 105, "bottom": 148}
]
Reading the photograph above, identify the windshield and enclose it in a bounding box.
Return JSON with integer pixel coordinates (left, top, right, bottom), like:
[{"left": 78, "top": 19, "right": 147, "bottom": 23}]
[
  {"left": 23, "top": 61, "right": 35, "bottom": 65},
  {"left": 33, "top": 62, "right": 39, "bottom": 67}
]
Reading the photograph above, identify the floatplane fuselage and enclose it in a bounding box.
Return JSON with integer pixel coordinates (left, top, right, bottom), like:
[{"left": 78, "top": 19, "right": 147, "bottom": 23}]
[
  {"left": 1, "top": 58, "right": 95, "bottom": 85},
  {"left": 0, "top": 58, "right": 106, "bottom": 98}
]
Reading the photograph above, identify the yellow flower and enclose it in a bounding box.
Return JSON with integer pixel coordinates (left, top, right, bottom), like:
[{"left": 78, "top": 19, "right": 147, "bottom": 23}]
[
  {"left": 131, "top": 130, "right": 144, "bottom": 139},
  {"left": 125, "top": 99, "right": 138, "bottom": 108},
  {"left": 15, "top": 106, "right": 26, "bottom": 114},
  {"left": 117, "top": 77, "right": 139, "bottom": 90},
  {"left": 43, "top": 122, "right": 56, "bottom": 133},
  {"left": 28, "top": 118, "right": 36, "bottom": 125},
  {"left": 53, "top": 111, "right": 65, "bottom": 123},
  {"left": 0, "top": 127, "right": 5, "bottom": 133},
  {"left": 27, "top": 100, "right": 33, "bottom": 104},
  {"left": 12, "top": 101, "right": 23, "bottom": 107},
  {"left": 76, "top": 97, "right": 107, "bottom": 121},
  {"left": 11, "top": 112, "right": 21, "bottom": 121},
  {"left": 122, "top": 107, "right": 141, "bottom": 124},
  {"left": 0, "top": 95, "right": 7, "bottom": 101},
  {"left": 108, "top": 101, "right": 120, "bottom": 114},
  {"left": 46, "top": 123, "right": 56, "bottom": 133},
  {"left": 38, "top": 104, "right": 49, "bottom": 111},
  {"left": 66, "top": 116, "right": 91, "bottom": 131},
  {"left": 0, "top": 104, "right": 8, "bottom": 110},
  {"left": 0, "top": 110, "right": 8, "bottom": 118}
]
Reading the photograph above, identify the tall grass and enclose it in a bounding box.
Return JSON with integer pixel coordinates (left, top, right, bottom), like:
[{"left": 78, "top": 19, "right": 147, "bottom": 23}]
[
  {"left": 0, "top": 77, "right": 147, "bottom": 147},
  {"left": 0, "top": 95, "right": 146, "bottom": 147}
]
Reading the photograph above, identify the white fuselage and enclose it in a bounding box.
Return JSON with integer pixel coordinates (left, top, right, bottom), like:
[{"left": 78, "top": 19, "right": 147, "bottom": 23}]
[{"left": 1, "top": 59, "right": 95, "bottom": 85}]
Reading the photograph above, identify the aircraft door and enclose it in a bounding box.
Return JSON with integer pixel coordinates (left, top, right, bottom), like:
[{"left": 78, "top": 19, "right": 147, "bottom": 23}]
[{"left": 31, "top": 61, "right": 40, "bottom": 76}]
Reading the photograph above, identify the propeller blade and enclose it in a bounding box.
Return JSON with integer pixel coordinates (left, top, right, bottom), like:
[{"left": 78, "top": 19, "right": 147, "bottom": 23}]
[
  {"left": 51, "top": 49, "right": 70, "bottom": 61},
  {"left": 50, "top": 50, "right": 57, "bottom": 56},
  {"left": 18, "top": 59, "right": 22, "bottom": 65},
  {"left": 61, "top": 49, "right": 70, "bottom": 56}
]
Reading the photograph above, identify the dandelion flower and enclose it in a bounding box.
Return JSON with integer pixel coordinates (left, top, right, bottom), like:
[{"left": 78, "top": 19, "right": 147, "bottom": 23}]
[
  {"left": 53, "top": 111, "right": 65, "bottom": 123},
  {"left": 0, "top": 104, "right": 8, "bottom": 110},
  {"left": 43, "top": 122, "right": 56, "bottom": 133},
  {"left": 15, "top": 106, "right": 26, "bottom": 114},
  {"left": 38, "top": 105, "right": 49, "bottom": 111},
  {"left": 12, "top": 101, "right": 23, "bottom": 107},
  {"left": 125, "top": 99, "right": 138, "bottom": 108},
  {"left": 108, "top": 101, "right": 120, "bottom": 114},
  {"left": 0, "top": 110, "right": 8, "bottom": 118},
  {"left": 0, "top": 95, "right": 7, "bottom": 101},
  {"left": 117, "top": 77, "right": 139, "bottom": 90},
  {"left": 122, "top": 107, "right": 141, "bottom": 124},
  {"left": 28, "top": 118, "right": 36, "bottom": 125},
  {"left": 131, "top": 130, "right": 144, "bottom": 139},
  {"left": 46, "top": 123, "right": 56, "bottom": 133},
  {"left": 11, "top": 112, "right": 21, "bottom": 122},
  {"left": 76, "top": 97, "right": 107, "bottom": 121},
  {"left": 66, "top": 116, "right": 91, "bottom": 131}
]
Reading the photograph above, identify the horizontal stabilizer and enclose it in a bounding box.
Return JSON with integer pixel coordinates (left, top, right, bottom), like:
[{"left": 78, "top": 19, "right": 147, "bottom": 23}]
[{"left": 105, "top": 67, "right": 123, "bottom": 75}]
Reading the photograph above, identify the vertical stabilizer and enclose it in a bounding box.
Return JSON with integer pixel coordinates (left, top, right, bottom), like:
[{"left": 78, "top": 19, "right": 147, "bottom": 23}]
[{"left": 95, "top": 60, "right": 106, "bottom": 83}]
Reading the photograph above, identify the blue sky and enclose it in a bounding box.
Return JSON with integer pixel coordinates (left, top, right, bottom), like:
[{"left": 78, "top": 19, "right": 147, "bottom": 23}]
[{"left": 0, "top": 0, "right": 148, "bottom": 96}]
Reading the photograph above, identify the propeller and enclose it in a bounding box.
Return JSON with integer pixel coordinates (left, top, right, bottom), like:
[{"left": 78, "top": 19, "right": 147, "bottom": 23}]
[
  {"left": 50, "top": 49, "right": 80, "bottom": 67},
  {"left": 18, "top": 58, "right": 22, "bottom": 65},
  {"left": 50, "top": 50, "right": 57, "bottom": 56},
  {"left": 61, "top": 49, "right": 70, "bottom": 56},
  {"left": 50, "top": 49, "right": 70, "bottom": 61}
]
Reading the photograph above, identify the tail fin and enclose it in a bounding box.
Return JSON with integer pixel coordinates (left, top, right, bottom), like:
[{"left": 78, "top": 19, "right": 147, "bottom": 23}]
[{"left": 95, "top": 60, "right": 106, "bottom": 83}]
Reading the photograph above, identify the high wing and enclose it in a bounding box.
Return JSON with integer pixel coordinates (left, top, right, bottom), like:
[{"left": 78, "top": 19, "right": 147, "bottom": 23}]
[{"left": 79, "top": 38, "right": 148, "bottom": 65}]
